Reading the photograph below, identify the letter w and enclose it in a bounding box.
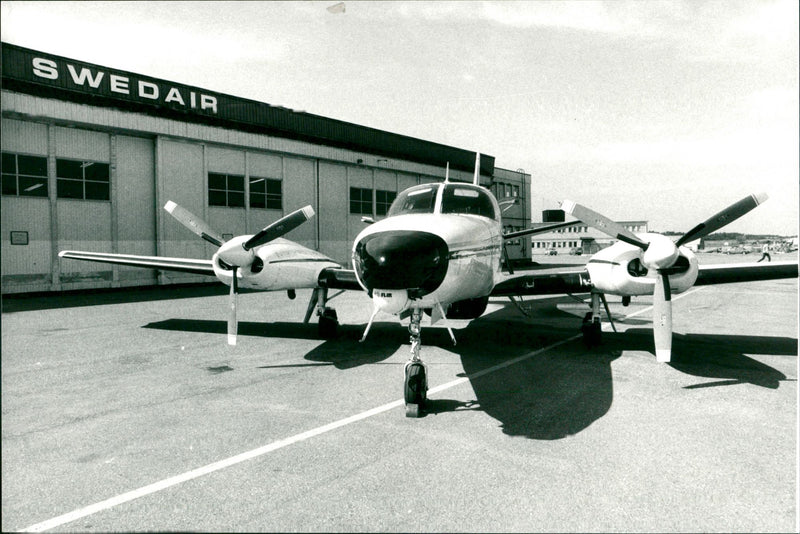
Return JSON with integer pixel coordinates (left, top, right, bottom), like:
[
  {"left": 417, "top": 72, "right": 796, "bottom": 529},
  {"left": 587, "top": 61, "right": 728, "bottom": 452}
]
[{"left": 67, "top": 64, "right": 104, "bottom": 88}]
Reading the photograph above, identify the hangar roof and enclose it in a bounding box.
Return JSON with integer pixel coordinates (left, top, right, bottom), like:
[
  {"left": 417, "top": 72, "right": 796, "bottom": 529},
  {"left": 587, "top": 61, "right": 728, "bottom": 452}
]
[{"left": 1, "top": 42, "right": 494, "bottom": 175}]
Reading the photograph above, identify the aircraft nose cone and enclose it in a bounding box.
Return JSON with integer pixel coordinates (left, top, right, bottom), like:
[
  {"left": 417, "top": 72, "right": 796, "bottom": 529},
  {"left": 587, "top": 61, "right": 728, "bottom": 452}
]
[{"left": 354, "top": 230, "right": 449, "bottom": 296}]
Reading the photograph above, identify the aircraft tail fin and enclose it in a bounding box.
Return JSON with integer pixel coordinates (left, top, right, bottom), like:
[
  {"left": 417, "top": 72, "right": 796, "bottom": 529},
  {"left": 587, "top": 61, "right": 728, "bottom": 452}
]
[{"left": 473, "top": 152, "right": 480, "bottom": 186}]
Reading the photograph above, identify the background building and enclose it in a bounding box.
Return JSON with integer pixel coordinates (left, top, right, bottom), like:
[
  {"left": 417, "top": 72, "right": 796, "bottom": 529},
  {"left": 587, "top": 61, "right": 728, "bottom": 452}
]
[
  {"left": 530, "top": 212, "right": 648, "bottom": 255},
  {"left": 1, "top": 43, "right": 531, "bottom": 294}
]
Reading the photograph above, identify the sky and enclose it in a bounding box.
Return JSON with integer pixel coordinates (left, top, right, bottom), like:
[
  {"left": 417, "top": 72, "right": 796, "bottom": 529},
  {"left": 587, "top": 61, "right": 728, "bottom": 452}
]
[{"left": 2, "top": 1, "right": 798, "bottom": 235}]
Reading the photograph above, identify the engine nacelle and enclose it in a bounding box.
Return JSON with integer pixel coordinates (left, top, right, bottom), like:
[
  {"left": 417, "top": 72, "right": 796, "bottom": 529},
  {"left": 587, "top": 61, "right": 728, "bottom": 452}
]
[
  {"left": 586, "top": 238, "right": 699, "bottom": 297},
  {"left": 446, "top": 296, "right": 489, "bottom": 319},
  {"left": 212, "top": 238, "right": 340, "bottom": 291}
]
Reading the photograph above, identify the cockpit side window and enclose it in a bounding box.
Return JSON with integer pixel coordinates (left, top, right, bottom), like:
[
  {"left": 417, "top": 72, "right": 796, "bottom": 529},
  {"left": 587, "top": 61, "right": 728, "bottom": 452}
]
[
  {"left": 440, "top": 185, "right": 498, "bottom": 220},
  {"left": 387, "top": 185, "right": 438, "bottom": 216}
]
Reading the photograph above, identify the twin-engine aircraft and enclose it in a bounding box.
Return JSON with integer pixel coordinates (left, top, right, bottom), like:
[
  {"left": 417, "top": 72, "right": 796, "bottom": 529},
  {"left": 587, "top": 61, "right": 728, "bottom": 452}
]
[{"left": 60, "top": 157, "right": 798, "bottom": 416}]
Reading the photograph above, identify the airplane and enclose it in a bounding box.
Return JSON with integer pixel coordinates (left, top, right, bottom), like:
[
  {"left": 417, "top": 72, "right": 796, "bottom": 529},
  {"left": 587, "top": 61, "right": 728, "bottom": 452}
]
[{"left": 59, "top": 155, "right": 798, "bottom": 417}]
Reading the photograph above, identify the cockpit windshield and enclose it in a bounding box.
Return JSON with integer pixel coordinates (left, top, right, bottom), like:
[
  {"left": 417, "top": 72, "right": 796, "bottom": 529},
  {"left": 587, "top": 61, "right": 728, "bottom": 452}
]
[
  {"left": 387, "top": 185, "right": 438, "bottom": 216},
  {"left": 387, "top": 183, "right": 499, "bottom": 220},
  {"left": 440, "top": 184, "right": 498, "bottom": 219}
]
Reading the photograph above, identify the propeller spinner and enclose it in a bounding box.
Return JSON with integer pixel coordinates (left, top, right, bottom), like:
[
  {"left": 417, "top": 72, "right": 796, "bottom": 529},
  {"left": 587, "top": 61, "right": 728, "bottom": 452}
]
[
  {"left": 165, "top": 202, "right": 315, "bottom": 345},
  {"left": 562, "top": 192, "right": 767, "bottom": 362}
]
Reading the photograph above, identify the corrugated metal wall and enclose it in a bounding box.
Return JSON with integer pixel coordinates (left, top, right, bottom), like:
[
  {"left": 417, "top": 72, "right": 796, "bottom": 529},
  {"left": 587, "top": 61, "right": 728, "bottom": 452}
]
[
  {"left": 1, "top": 119, "right": 50, "bottom": 290},
  {"left": 1, "top": 91, "right": 531, "bottom": 294}
]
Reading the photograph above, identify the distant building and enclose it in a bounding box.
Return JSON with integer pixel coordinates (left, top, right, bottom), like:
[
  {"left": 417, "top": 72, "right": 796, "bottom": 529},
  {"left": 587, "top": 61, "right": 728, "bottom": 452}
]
[{"left": 530, "top": 216, "right": 648, "bottom": 255}]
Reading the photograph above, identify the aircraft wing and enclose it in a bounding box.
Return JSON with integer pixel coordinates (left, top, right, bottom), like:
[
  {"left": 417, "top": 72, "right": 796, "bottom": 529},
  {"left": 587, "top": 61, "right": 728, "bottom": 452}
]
[
  {"left": 695, "top": 260, "right": 798, "bottom": 286},
  {"left": 503, "top": 220, "right": 581, "bottom": 240},
  {"left": 58, "top": 251, "right": 216, "bottom": 276},
  {"left": 491, "top": 269, "right": 591, "bottom": 297}
]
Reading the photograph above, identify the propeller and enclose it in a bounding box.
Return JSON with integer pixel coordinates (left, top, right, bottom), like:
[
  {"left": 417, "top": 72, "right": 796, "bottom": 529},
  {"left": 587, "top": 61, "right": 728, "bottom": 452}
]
[
  {"left": 164, "top": 201, "right": 316, "bottom": 345},
  {"left": 562, "top": 192, "right": 767, "bottom": 362},
  {"left": 164, "top": 201, "right": 226, "bottom": 247}
]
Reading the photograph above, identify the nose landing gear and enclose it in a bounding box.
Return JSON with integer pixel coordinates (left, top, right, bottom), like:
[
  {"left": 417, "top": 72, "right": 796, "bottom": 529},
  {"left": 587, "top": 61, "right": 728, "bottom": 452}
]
[{"left": 404, "top": 308, "right": 428, "bottom": 417}]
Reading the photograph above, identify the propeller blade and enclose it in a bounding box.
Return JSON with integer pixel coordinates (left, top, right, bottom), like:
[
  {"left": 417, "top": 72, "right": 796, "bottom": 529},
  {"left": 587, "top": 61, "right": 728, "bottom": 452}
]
[
  {"left": 227, "top": 267, "right": 238, "bottom": 346},
  {"left": 561, "top": 200, "right": 649, "bottom": 250},
  {"left": 244, "top": 206, "right": 315, "bottom": 250},
  {"left": 164, "top": 201, "right": 226, "bottom": 247},
  {"left": 653, "top": 272, "right": 672, "bottom": 363},
  {"left": 676, "top": 192, "right": 768, "bottom": 247}
]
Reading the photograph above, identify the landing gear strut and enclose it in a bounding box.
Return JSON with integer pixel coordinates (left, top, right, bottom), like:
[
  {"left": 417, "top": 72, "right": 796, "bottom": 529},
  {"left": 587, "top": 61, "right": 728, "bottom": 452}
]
[
  {"left": 404, "top": 308, "right": 428, "bottom": 418},
  {"left": 581, "top": 293, "right": 602, "bottom": 347},
  {"left": 304, "top": 288, "right": 340, "bottom": 339}
]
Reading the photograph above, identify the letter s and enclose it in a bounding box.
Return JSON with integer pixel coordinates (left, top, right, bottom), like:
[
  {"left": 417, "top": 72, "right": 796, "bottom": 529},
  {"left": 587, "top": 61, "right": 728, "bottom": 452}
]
[{"left": 33, "top": 57, "right": 58, "bottom": 80}]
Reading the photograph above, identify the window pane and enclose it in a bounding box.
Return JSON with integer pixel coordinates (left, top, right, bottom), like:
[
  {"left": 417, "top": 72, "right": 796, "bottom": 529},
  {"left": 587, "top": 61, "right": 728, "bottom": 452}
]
[
  {"left": 209, "top": 189, "right": 226, "bottom": 206},
  {"left": 2, "top": 173, "right": 18, "bottom": 195},
  {"left": 266, "top": 179, "right": 281, "bottom": 195},
  {"left": 208, "top": 173, "right": 227, "bottom": 190},
  {"left": 57, "top": 159, "right": 83, "bottom": 179},
  {"left": 84, "top": 162, "right": 109, "bottom": 182},
  {"left": 17, "top": 155, "right": 48, "bottom": 177},
  {"left": 19, "top": 176, "right": 48, "bottom": 197},
  {"left": 85, "top": 181, "right": 110, "bottom": 200},
  {"left": 266, "top": 196, "right": 282, "bottom": 210},
  {"left": 250, "top": 192, "right": 265, "bottom": 209},
  {"left": 228, "top": 175, "right": 244, "bottom": 192},
  {"left": 228, "top": 191, "right": 245, "bottom": 207},
  {"left": 2, "top": 152, "right": 16, "bottom": 173},
  {"left": 57, "top": 178, "right": 83, "bottom": 199},
  {"left": 249, "top": 176, "right": 266, "bottom": 194}
]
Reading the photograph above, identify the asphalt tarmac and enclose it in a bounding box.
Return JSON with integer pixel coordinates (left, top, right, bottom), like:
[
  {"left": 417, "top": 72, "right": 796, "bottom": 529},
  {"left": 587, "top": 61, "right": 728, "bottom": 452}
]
[{"left": 2, "top": 253, "right": 797, "bottom": 532}]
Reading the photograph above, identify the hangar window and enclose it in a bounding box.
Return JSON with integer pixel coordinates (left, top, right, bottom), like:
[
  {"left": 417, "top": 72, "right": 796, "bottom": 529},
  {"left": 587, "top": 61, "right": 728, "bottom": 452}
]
[
  {"left": 250, "top": 176, "right": 281, "bottom": 210},
  {"left": 350, "top": 187, "right": 372, "bottom": 215},
  {"left": 56, "top": 158, "right": 110, "bottom": 200},
  {"left": 375, "top": 189, "right": 396, "bottom": 216},
  {"left": 2, "top": 152, "right": 48, "bottom": 198},
  {"left": 208, "top": 172, "right": 245, "bottom": 208}
]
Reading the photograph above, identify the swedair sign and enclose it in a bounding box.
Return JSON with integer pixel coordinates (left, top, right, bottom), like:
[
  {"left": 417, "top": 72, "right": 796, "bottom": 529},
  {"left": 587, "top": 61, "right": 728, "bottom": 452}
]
[
  {"left": 2, "top": 43, "right": 218, "bottom": 115},
  {"left": 31, "top": 57, "right": 218, "bottom": 113}
]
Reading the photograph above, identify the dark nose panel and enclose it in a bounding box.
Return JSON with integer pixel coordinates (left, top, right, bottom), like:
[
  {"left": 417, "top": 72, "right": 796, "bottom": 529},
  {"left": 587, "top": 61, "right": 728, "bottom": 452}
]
[{"left": 354, "top": 230, "right": 448, "bottom": 295}]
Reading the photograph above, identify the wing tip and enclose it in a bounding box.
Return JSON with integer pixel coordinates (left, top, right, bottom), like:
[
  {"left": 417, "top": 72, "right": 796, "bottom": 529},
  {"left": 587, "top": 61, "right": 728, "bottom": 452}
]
[
  {"left": 164, "top": 200, "right": 177, "bottom": 213},
  {"left": 752, "top": 192, "right": 768, "bottom": 206}
]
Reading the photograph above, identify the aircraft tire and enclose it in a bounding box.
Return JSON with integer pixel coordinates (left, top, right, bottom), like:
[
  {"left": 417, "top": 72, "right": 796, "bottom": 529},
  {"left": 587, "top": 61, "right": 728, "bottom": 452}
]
[
  {"left": 581, "top": 316, "right": 602, "bottom": 348},
  {"left": 404, "top": 362, "right": 426, "bottom": 417},
  {"left": 318, "top": 308, "right": 338, "bottom": 339}
]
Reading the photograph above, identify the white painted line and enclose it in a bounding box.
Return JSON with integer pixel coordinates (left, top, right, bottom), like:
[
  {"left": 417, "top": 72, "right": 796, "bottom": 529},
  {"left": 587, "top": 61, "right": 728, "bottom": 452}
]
[{"left": 21, "top": 335, "right": 579, "bottom": 532}]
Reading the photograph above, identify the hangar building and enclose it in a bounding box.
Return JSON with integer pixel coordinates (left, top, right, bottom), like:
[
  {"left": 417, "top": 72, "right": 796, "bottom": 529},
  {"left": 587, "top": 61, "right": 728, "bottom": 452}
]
[{"left": 1, "top": 43, "right": 531, "bottom": 294}]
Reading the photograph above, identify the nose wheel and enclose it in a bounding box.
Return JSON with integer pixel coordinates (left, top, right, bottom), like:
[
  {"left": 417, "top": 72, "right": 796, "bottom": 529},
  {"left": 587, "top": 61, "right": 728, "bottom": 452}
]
[{"left": 404, "top": 308, "right": 428, "bottom": 417}]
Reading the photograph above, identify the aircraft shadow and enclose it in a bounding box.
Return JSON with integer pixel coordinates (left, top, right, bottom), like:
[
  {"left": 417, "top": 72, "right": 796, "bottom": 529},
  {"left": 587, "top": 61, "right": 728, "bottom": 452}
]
[
  {"left": 2, "top": 283, "right": 227, "bottom": 313},
  {"left": 143, "top": 296, "right": 794, "bottom": 441},
  {"left": 143, "top": 318, "right": 406, "bottom": 370},
  {"left": 599, "top": 328, "right": 795, "bottom": 390}
]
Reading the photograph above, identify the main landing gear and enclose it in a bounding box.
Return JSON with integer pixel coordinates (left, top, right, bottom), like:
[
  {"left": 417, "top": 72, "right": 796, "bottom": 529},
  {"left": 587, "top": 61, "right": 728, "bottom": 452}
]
[
  {"left": 404, "top": 308, "right": 428, "bottom": 418},
  {"left": 304, "top": 288, "right": 340, "bottom": 339},
  {"left": 581, "top": 292, "right": 616, "bottom": 347}
]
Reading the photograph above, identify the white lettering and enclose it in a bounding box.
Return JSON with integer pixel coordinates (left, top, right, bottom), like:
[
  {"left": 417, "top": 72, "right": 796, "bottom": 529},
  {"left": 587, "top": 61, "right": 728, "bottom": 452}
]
[
  {"left": 201, "top": 95, "right": 217, "bottom": 113},
  {"left": 190, "top": 91, "right": 196, "bottom": 108},
  {"left": 67, "top": 64, "right": 104, "bottom": 88},
  {"left": 164, "top": 87, "right": 185, "bottom": 106},
  {"left": 138, "top": 81, "right": 159, "bottom": 99},
  {"left": 32, "top": 57, "right": 58, "bottom": 80},
  {"left": 109, "top": 74, "right": 129, "bottom": 95}
]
